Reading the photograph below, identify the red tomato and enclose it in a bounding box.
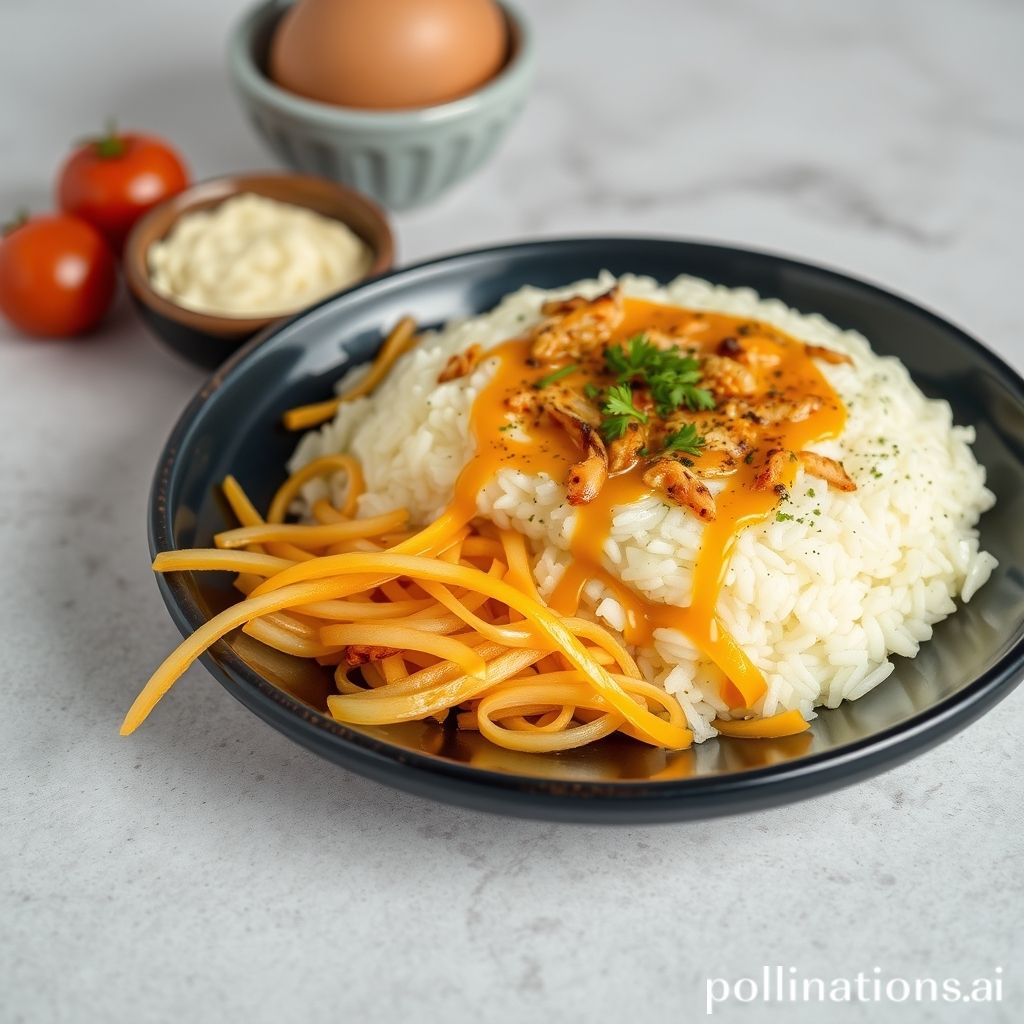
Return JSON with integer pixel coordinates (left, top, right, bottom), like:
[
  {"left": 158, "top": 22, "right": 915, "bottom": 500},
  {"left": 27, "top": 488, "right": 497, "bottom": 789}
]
[
  {"left": 57, "top": 127, "right": 189, "bottom": 252},
  {"left": 0, "top": 215, "right": 117, "bottom": 338}
]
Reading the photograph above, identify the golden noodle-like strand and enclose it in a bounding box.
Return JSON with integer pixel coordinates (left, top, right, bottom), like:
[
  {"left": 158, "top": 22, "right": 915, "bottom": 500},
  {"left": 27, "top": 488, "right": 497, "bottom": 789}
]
[
  {"left": 222, "top": 475, "right": 264, "bottom": 529},
  {"left": 280, "top": 397, "right": 344, "bottom": 432},
  {"left": 281, "top": 317, "right": 418, "bottom": 431},
  {"left": 153, "top": 549, "right": 294, "bottom": 577},
  {"left": 267, "top": 454, "right": 365, "bottom": 523},
  {"left": 319, "top": 623, "right": 487, "bottom": 679},
  {"left": 340, "top": 316, "right": 418, "bottom": 401},
  {"left": 327, "top": 648, "right": 546, "bottom": 724},
  {"left": 290, "top": 597, "right": 436, "bottom": 621},
  {"left": 713, "top": 709, "right": 810, "bottom": 738},
  {"left": 254, "top": 552, "right": 691, "bottom": 749},
  {"left": 221, "top": 475, "right": 316, "bottom": 562},
  {"left": 243, "top": 617, "right": 341, "bottom": 659},
  {"left": 121, "top": 576, "right": 392, "bottom": 734},
  {"left": 381, "top": 655, "right": 409, "bottom": 685},
  {"left": 498, "top": 528, "right": 541, "bottom": 603},
  {"left": 475, "top": 683, "right": 625, "bottom": 752},
  {"left": 417, "top": 581, "right": 539, "bottom": 647},
  {"left": 248, "top": 507, "right": 475, "bottom": 598},
  {"left": 214, "top": 508, "right": 409, "bottom": 551}
]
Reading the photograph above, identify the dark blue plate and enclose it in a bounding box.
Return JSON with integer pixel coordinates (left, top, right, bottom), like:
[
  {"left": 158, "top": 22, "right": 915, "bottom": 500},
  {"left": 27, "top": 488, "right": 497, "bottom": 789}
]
[{"left": 149, "top": 238, "right": 1024, "bottom": 822}]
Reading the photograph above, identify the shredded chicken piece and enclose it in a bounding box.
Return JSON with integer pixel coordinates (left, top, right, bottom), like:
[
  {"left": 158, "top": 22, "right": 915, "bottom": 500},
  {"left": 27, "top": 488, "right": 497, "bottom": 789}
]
[
  {"left": 804, "top": 343, "right": 853, "bottom": 366},
  {"left": 547, "top": 402, "right": 608, "bottom": 505},
  {"left": 755, "top": 448, "right": 857, "bottom": 493},
  {"left": 506, "top": 389, "right": 539, "bottom": 416},
  {"left": 643, "top": 458, "right": 717, "bottom": 521},
  {"left": 437, "top": 343, "right": 483, "bottom": 383},
  {"left": 753, "top": 448, "right": 796, "bottom": 492},
  {"left": 565, "top": 445, "right": 608, "bottom": 505},
  {"left": 344, "top": 645, "right": 400, "bottom": 666},
  {"left": 651, "top": 410, "right": 753, "bottom": 462},
  {"left": 642, "top": 328, "right": 701, "bottom": 351},
  {"left": 701, "top": 354, "right": 758, "bottom": 397},
  {"left": 505, "top": 385, "right": 601, "bottom": 447},
  {"left": 546, "top": 389, "right": 601, "bottom": 428},
  {"left": 700, "top": 421, "right": 756, "bottom": 461},
  {"left": 506, "top": 306, "right": 853, "bottom": 515},
  {"left": 731, "top": 394, "right": 823, "bottom": 426},
  {"left": 607, "top": 420, "right": 647, "bottom": 475},
  {"left": 718, "top": 335, "right": 782, "bottom": 370},
  {"left": 539, "top": 295, "right": 587, "bottom": 317},
  {"left": 796, "top": 450, "right": 857, "bottom": 491},
  {"left": 530, "top": 288, "right": 623, "bottom": 363}
]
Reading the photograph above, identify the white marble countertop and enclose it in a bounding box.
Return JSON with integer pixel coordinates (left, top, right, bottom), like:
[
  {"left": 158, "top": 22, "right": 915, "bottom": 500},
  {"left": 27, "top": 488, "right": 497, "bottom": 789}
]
[{"left": 2, "top": 1, "right": 1021, "bottom": 1021}]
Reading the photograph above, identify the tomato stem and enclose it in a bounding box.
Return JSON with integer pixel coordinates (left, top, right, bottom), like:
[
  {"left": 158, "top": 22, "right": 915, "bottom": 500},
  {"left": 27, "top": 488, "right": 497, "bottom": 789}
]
[
  {"left": 96, "top": 117, "right": 125, "bottom": 157},
  {"left": 89, "top": 118, "right": 126, "bottom": 159},
  {"left": 2, "top": 208, "right": 29, "bottom": 237}
]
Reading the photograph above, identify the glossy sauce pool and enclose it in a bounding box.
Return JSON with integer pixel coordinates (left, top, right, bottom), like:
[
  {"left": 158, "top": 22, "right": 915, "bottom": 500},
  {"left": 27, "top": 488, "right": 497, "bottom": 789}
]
[{"left": 443, "top": 298, "right": 845, "bottom": 709}]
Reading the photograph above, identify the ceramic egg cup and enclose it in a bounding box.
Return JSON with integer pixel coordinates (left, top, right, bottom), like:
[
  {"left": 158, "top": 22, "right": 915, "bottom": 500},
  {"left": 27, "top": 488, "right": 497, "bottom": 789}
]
[{"left": 228, "top": 0, "right": 534, "bottom": 210}]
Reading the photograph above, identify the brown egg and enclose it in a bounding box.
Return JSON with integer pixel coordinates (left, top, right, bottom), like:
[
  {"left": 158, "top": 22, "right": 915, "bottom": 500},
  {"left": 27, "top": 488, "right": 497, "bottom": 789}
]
[{"left": 269, "top": 0, "right": 508, "bottom": 111}]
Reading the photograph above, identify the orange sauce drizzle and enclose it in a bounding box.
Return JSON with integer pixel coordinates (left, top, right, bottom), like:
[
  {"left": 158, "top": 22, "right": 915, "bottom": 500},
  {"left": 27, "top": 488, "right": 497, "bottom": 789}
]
[{"left": 442, "top": 298, "right": 845, "bottom": 710}]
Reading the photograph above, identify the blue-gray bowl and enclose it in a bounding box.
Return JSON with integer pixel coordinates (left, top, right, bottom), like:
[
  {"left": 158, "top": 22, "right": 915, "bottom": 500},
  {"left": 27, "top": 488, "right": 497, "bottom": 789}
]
[
  {"left": 228, "top": 0, "right": 534, "bottom": 211},
  {"left": 146, "top": 238, "right": 1024, "bottom": 822}
]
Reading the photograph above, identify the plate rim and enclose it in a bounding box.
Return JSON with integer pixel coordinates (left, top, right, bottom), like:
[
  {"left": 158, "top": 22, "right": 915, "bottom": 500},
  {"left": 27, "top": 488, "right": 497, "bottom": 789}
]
[{"left": 146, "top": 235, "right": 1024, "bottom": 821}]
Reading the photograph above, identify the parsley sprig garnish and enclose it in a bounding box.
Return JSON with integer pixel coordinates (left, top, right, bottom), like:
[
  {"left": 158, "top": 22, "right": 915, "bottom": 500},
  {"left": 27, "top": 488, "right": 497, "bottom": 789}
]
[
  {"left": 599, "top": 384, "right": 648, "bottom": 441},
  {"left": 533, "top": 364, "right": 579, "bottom": 389},
  {"left": 604, "top": 335, "right": 657, "bottom": 379},
  {"left": 605, "top": 334, "right": 714, "bottom": 416},
  {"left": 663, "top": 423, "right": 706, "bottom": 457}
]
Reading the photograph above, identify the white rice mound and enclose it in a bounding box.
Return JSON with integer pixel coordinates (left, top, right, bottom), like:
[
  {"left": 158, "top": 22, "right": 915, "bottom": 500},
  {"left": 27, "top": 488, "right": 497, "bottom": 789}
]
[{"left": 289, "top": 273, "right": 998, "bottom": 741}]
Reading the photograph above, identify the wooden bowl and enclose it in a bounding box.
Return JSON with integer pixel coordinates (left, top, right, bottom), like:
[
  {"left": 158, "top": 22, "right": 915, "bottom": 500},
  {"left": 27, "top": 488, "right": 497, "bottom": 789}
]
[{"left": 123, "top": 172, "right": 394, "bottom": 369}]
